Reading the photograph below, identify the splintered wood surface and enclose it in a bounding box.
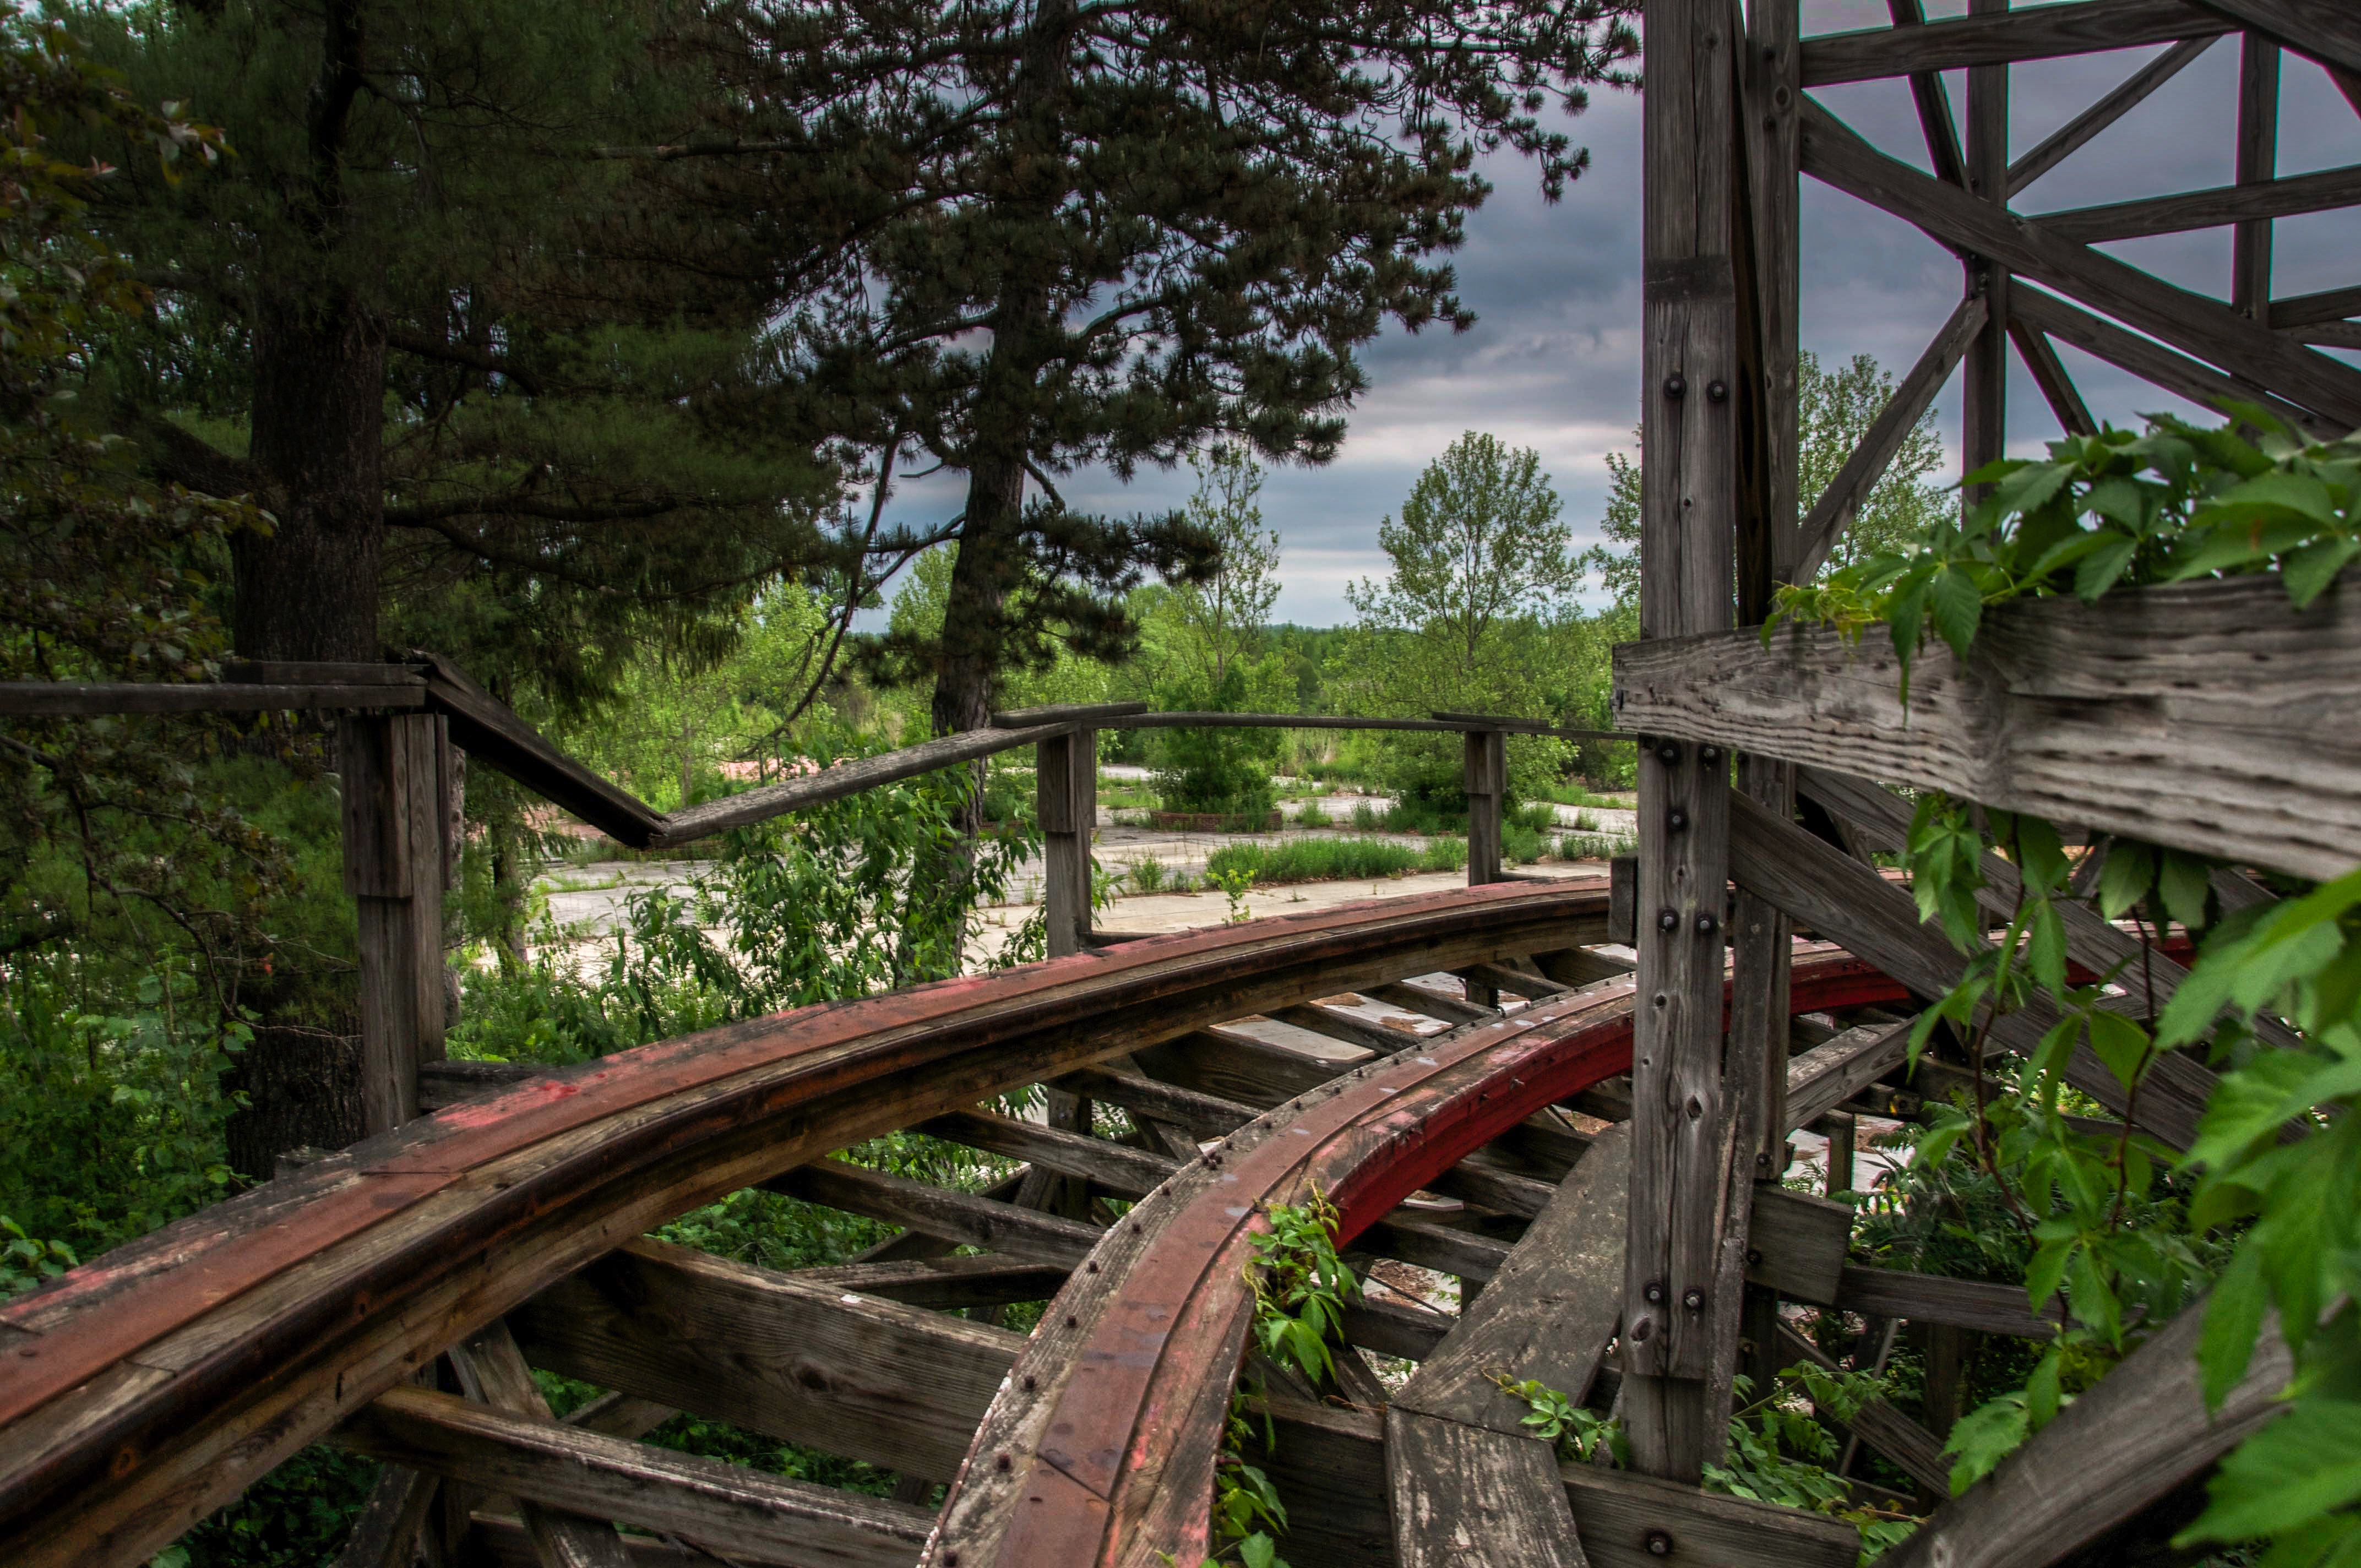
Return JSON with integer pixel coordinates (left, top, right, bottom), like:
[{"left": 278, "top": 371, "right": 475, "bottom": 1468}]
[
  {"left": 1386, "top": 1407, "right": 1591, "bottom": 1568},
  {"left": 1394, "top": 1125, "right": 1631, "bottom": 1433}
]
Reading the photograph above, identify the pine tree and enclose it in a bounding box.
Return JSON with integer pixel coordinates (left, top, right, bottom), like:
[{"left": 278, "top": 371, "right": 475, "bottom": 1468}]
[
  {"left": 54, "top": 0, "right": 845, "bottom": 1165},
  {"left": 704, "top": 0, "right": 1640, "bottom": 748}
]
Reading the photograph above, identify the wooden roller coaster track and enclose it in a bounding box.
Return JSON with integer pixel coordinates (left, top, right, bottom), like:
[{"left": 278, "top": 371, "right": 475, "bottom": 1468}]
[{"left": 1, "top": 0, "right": 2355, "bottom": 1561}]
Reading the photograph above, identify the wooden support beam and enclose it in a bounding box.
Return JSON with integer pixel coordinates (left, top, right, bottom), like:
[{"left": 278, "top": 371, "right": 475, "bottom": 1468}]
[
  {"left": 1876, "top": 1297, "right": 2291, "bottom": 1568},
  {"left": 768, "top": 1161, "right": 1101, "bottom": 1267},
  {"left": 2010, "top": 284, "right": 2335, "bottom": 439},
  {"left": 340, "top": 711, "right": 451, "bottom": 1137},
  {"left": 1802, "top": 1, "right": 2231, "bottom": 88},
  {"left": 989, "top": 700, "right": 1145, "bottom": 727},
  {"left": 447, "top": 1322, "right": 635, "bottom": 1568},
  {"left": 1364, "top": 979, "right": 1494, "bottom": 1028},
  {"left": 2271, "top": 282, "right": 2361, "bottom": 329},
  {"left": 1885, "top": 0, "right": 1967, "bottom": 187},
  {"left": 2033, "top": 160, "right": 2361, "bottom": 247},
  {"left": 334, "top": 1386, "right": 933, "bottom": 1568},
  {"left": 1795, "top": 765, "right": 2302, "bottom": 1049},
  {"left": 788, "top": 1254, "right": 1070, "bottom": 1310},
  {"left": 1615, "top": 569, "right": 2361, "bottom": 884},
  {"left": 509, "top": 1238, "right": 1014, "bottom": 1483},
  {"left": 1832, "top": 1266, "right": 2060, "bottom": 1340},
  {"left": 1396, "top": 1124, "right": 1630, "bottom": 1431},
  {"left": 1268, "top": 1000, "right": 1419, "bottom": 1055},
  {"left": 2006, "top": 36, "right": 2218, "bottom": 197},
  {"left": 1717, "top": 790, "right": 2219, "bottom": 1150},
  {"left": 1960, "top": 0, "right": 2011, "bottom": 508},
  {"left": 1799, "top": 95, "right": 2361, "bottom": 428},
  {"left": 1036, "top": 728, "right": 1093, "bottom": 957},
  {"left": 1775, "top": 1324, "right": 1954, "bottom": 1496},
  {"left": 2186, "top": 0, "right": 2361, "bottom": 77},
  {"left": 1247, "top": 1392, "right": 1858, "bottom": 1568},
  {"left": 1792, "top": 295, "right": 1986, "bottom": 581},
  {"left": 2006, "top": 318, "right": 2099, "bottom": 437},
  {"left": 1626, "top": 0, "right": 1742, "bottom": 1482},
  {"left": 660, "top": 720, "right": 1069, "bottom": 846},
  {"left": 328, "top": 1463, "right": 440, "bottom": 1568},
  {"left": 1784, "top": 1016, "right": 1917, "bottom": 1135},
  {"left": 2234, "top": 34, "right": 2281, "bottom": 319}
]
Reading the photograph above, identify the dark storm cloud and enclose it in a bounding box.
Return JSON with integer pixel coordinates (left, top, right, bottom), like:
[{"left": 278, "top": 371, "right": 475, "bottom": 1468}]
[{"left": 874, "top": 4, "right": 2361, "bottom": 625}]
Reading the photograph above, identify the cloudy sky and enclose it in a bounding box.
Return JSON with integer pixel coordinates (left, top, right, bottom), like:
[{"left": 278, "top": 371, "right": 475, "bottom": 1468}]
[{"left": 872, "top": 2, "right": 2361, "bottom": 626}]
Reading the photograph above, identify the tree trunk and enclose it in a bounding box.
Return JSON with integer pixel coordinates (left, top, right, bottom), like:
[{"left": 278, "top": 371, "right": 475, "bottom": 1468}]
[
  {"left": 232, "top": 295, "right": 387, "bottom": 663},
  {"left": 222, "top": 291, "right": 389, "bottom": 1176}
]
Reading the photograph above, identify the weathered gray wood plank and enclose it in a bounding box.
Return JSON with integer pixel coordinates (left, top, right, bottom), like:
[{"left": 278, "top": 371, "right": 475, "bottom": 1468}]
[
  {"left": 1876, "top": 1295, "right": 2292, "bottom": 1568},
  {"left": 1799, "top": 95, "right": 2361, "bottom": 427},
  {"left": 1834, "top": 1266, "right": 2060, "bottom": 1340},
  {"left": 1802, "top": 1, "right": 2230, "bottom": 88},
  {"left": 1386, "top": 1407, "right": 1591, "bottom": 1568},
  {"left": 333, "top": 1386, "right": 933, "bottom": 1568},
  {"left": 0, "top": 680, "right": 428, "bottom": 716},
  {"left": 1251, "top": 1390, "right": 1858, "bottom": 1568},
  {"left": 2036, "top": 160, "right": 2361, "bottom": 246},
  {"left": 1615, "top": 570, "right": 2361, "bottom": 883},
  {"left": 1395, "top": 1125, "right": 1632, "bottom": 1431},
  {"left": 447, "top": 1322, "right": 635, "bottom": 1568},
  {"left": 1785, "top": 1017, "right": 1917, "bottom": 1134},
  {"left": 509, "top": 1238, "right": 1014, "bottom": 1482}
]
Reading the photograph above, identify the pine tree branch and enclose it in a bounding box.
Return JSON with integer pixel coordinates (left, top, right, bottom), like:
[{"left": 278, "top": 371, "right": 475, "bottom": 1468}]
[
  {"left": 383, "top": 328, "right": 546, "bottom": 396},
  {"left": 137, "top": 417, "right": 264, "bottom": 502}
]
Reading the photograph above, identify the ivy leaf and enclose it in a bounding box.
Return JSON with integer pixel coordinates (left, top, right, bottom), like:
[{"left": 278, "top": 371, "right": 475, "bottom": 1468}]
[
  {"left": 2197, "top": 1243, "right": 2268, "bottom": 1412},
  {"left": 2182, "top": 1398, "right": 2361, "bottom": 1545},
  {"left": 2087, "top": 1009, "right": 2154, "bottom": 1094},
  {"left": 1239, "top": 1532, "right": 1280, "bottom": 1568},
  {"left": 2024, "top": 1347, "right": 2064, "bottom": 1431},
  {"left": 2097, "top": 841, "right": 2156, "bottom": 921},
  {"left": 2074, "top": 532, "right": 2139, "bottom": 601},
  {"left": 1929, "top": 566, "right": 1984, "bottom": 661},
  {"left": 2283, "top": 534, "right": 2361, "bottom": 608},
  {"left": 1945, "top": 1393, "right": 2030, "bottom": 1495},
  {"left": 2014, "top": 815, "right": 2070, "bottom": 895},
  {"left": 2027, "top": 901, "right": 2069, "bottom": 998},
  {"left": 2157, "top": 850, "right": 2214, "bottom": 932},
  {"left": 2024, "top": 1236, "right": 2075, "bottom": 1316}
]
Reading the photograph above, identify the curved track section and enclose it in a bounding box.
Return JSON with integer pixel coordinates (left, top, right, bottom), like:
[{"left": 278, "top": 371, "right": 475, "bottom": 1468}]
[
  {"left": 0, "top": 882, "right": 1609, "bottom": 1567},
  {"left": 929, "top": 947, "right": 1901, "bottom": 1568}
]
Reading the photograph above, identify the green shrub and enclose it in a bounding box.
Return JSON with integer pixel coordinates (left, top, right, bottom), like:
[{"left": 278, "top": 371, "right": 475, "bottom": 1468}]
[
  {"left": 1292, "top": 801, "right": 1334, "bottom": 828},
  {"left": 1202, "top": 836, "right": 1468, "bottom": 887},
  {"left": 1127, "top": 857, "right": 1168, "bottom": 895}
]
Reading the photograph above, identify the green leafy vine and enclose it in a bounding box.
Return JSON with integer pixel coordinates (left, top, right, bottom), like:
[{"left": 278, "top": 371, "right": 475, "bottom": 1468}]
[{"left": 1769, "top": 409, "right": 2361, "bottom": 1560}]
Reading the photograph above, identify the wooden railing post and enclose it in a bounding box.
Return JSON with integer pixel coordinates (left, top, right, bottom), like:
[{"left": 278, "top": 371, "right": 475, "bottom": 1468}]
[
  {"left": 1462, "top": 728, "right": 1505, "bottom": 887},
  {"left": 340, "top": 710, "right": 452, "bottom": 1136},
  {"left": 1036, "top": 728, "right": 1095, "bottom": 957},
  {"left": 1023, "top": 726, "right": 1096, "bottom": 1219}
]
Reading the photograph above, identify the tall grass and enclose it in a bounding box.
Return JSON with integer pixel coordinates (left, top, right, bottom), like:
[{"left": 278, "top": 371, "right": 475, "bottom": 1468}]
[{"left": 1203, "top": 835, "right": 1467, "bottom": 886}]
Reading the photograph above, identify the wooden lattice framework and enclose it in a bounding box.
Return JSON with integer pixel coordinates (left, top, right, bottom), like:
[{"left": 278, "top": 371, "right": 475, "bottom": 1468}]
[{"left": 0, "top": 3, "right": 2354, "bottom": 1565}]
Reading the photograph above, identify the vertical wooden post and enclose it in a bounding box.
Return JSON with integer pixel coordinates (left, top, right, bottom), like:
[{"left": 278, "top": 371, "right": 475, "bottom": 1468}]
[
  {"left": 1025, "top": 727, "right": 1095, "bottom": 1219},
  {"left": 1714, "top": 0, "right": 1801, "bottom": 1448},
  {"left": 1037, "top": 728, "right": 1095, "bottom": 957},
  {"left": 1960, "top": 0, "right": 2010, "bottom": 505},
  {"left": 2233, "top": 35, "right": 2281, "bottom": 319},
  {"left": 1463, "top": 728, "right": 1505, "bottom": 888},
  {"left": 1823, "top": 1112, "right": 1856, "bottom": 1198},
  {"left": 340, "top": 711, "right": 449, "bottom": 1137},
  {"left": 1626, "top": 0, "right": 1739, "bottom": 1485}
]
